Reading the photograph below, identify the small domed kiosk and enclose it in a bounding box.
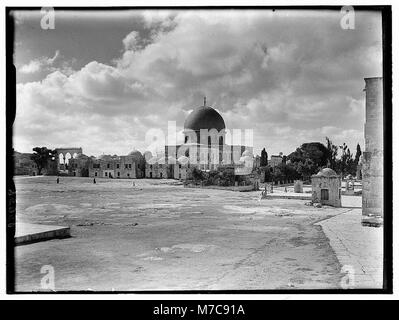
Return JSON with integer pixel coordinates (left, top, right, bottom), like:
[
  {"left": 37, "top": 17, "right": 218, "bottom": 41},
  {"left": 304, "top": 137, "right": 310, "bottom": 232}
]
[{"left": 311, "top": 168, "right": 341, "bottom": 207}]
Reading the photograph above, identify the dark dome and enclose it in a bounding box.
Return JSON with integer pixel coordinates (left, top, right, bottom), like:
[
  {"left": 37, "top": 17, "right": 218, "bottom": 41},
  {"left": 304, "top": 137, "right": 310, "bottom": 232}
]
[
  {"left": 184, "top": 106, "right": 226, "bottom": 131},
  {"left": 128, "top": 150, "right": 144, "bottom": 165},
  {"left": 128, "top": 149, "right": 142, "bottom": 157}
]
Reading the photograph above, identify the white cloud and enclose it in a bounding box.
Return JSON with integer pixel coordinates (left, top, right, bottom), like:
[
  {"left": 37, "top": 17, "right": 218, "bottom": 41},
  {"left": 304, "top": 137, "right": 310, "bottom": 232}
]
[
  {"left": 18, "top": 50, "right": 60, "bottom": 74},
  {"left": 122, "top": 31, "right": 141, "bottom": 51},
  {"left": 14, "top": 10, "right": 381, "bottom": 156},
  {"left": 19, "top": 60, "right": 42, "bottom": 74}
]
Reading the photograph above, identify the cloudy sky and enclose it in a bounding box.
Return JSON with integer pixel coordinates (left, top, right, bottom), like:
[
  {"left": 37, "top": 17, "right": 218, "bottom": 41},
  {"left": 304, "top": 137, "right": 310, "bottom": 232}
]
[{"left": 13, "top": 9, "right": 382, "bottom": 157}]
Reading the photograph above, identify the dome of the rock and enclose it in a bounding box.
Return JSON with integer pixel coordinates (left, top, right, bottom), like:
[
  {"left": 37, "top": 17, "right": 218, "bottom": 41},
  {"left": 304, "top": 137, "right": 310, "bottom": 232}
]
[{"left": 184, "top": 106, "right": 226, "bottom": 131}]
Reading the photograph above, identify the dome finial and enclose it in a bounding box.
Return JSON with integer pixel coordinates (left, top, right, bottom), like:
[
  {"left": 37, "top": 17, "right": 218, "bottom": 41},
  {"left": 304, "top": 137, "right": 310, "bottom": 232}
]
[{"left": 203, "top": 96, "right": 206, "bottom": 107}]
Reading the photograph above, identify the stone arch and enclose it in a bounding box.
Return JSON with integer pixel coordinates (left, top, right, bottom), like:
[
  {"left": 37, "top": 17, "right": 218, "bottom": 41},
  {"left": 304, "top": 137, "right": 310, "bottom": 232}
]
[
  {"left": 55, "top": 147, "right": 83, "bottom": 171},
  {"left": 65, "top": 152, "right": 72, "bottom": 164},
  {"left": 207, "top": 128, "right": 225, "bottom": 146}
]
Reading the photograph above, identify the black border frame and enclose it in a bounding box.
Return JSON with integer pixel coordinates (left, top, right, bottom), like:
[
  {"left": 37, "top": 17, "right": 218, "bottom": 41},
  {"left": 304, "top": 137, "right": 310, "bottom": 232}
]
[{"left": 5, "top": 5, "right": 393, "bottom": 295}]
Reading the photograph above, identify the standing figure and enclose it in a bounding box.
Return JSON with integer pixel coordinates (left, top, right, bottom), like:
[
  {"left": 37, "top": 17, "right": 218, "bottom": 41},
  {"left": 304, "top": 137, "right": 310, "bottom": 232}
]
[
  {"left": 56, "top": 177, "right": 59, "bottom": 184},
  {"left": 93, "top": 178, "right": 96, "bottom": 184}
]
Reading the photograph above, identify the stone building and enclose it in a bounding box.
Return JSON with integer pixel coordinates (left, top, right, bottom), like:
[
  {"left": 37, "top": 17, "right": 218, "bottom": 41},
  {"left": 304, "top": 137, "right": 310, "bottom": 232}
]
[
  {"left": 311, "top": 168, "right": 341, "bottom": 207},
  {"left": 145, "top": 156, "right": 174, "bottom": 179},
  {"left": 14, "top": 151, "right": 58, "bottom": 176},
  {"left": 98, "top": 155, "right": 118, "bottom": 178},
  {"left": 145, "top": 154, "right": 191, "bottom": 180},
  {"left": 143, "top": 98, "right": 253, "bottom": 181},
  {"left": 145, "top": 156, "right": 158, "bottom": 178},
  {"left": 165, "top": 98, "right": 252, "bottom": 171},
  {"left": 362, "top": 77, "right": 383, "bottom": 226},
  {"left": 87, "top": 152, "right": 144, "bottom": 179},
  {"left": 13, "top": 151, "right": 38, "bottom": 176},
  {"left": 157, "top": 156, "right": 175, "bottom": 179},
  {"left": 174, "top": 156, "right": 191, "bottom": 180},
  {"left": 68, "top": 154, "right": 90, "bottom": 176},
  {"left": 127, "top": 150, "right": 146, "bottom": 178},
  {"left": 55, "top": 147, "right": 82, "bottom": 173},
  {"left": 36, "top": 99, "right": 257, "bottom": 182},
  {"left": 269, "top": 155, "right": 283, "bottom": 168},
  {"left": 88, "top": 157, "right": 101, "bottom": 178}
]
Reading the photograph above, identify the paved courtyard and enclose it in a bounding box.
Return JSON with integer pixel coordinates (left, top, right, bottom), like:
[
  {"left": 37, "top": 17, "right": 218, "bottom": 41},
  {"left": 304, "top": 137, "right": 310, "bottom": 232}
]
[
  {"left": 316, "top": 209, "right": 383, "bottom": 289},
  {"left": 14, "top": 176, "right": 383, "bottom": 291}
]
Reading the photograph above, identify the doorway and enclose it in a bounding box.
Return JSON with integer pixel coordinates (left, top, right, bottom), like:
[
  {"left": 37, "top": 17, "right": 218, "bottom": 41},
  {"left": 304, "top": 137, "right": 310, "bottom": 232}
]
[{"left": 321, "top": 189, "right": 329, "bottom": 201}]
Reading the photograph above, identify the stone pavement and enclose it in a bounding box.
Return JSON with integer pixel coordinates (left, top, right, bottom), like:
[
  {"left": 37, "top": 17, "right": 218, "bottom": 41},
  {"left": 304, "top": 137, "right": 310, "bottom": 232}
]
[
  {"left": 15, "top": 176, "right": 344, "bottom": 291},
  {"left": 316, "top": 208, "right": 384, "bottom": 289}
]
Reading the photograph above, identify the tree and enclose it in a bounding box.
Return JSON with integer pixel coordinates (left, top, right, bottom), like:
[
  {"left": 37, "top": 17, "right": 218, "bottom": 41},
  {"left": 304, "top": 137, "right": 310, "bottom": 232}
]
[
  {"left": 325, "top": 138, "right": 360, "bottom": 176},
  {"left": 30, "top": 147, "right": 57, "bottom": 175},
  {"left": 262, "top": 166, "right": 273, "bottom": 182},
  {"left": 287, "top": 142, "right": 329, "bottom": 180},
  {"left": 260, "top": 148, "right": 268, "bottom": 167},
  {"left": 354, "top": 143, "right": 362, "bottom": 165},
  {"left": 325, "top": 137, "right": 339, "bottom": 171},
  {"left": 295, "top": 158, "right": 316, "bottom": 182},
  {"left": 272, "top": 162, "right": 298, "bottom": 183},
  {"left": 217, "top": 166, "right": 235, "bottom": 186},
  {"left": 285, "top": 163, "right": 300, "bottom": 181},
  {"left": 191, "top": 167, "right": 204, "bottom": 181},
  {"left": 338, "top": 143, "right": 355, "bottom": 176}
]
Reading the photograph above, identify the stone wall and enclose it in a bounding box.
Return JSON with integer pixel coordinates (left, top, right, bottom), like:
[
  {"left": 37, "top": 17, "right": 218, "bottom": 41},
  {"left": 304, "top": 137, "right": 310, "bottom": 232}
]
[
  {"left": 14, "top": 152, "right": 38, "bottom": 175},
  {"left": 88, "top": 157, "right": 138, "bottom": 179},
  {"left": 174, "top": 164, "right": 190, "bottom": 180},
  {"left": 145, "top": 163, "right": 173, "bottom": 178}
]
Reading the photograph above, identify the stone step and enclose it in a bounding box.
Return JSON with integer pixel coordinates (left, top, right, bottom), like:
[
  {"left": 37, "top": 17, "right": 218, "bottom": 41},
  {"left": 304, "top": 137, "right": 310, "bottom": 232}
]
[{"left": 15, "top": 223, "right": 71, "bottom": 246}]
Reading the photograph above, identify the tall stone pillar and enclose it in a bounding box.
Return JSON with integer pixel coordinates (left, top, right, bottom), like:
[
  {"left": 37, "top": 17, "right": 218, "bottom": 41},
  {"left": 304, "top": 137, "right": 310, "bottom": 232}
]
[{"left": 362, "top": 77, "right": 383, "bottom": 227}]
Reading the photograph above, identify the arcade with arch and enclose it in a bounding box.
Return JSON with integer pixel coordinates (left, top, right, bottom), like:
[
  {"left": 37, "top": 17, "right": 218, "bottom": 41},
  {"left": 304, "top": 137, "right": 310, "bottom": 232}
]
[{"left": 56, "top": 147, "right": 82, "bottom": 172}]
